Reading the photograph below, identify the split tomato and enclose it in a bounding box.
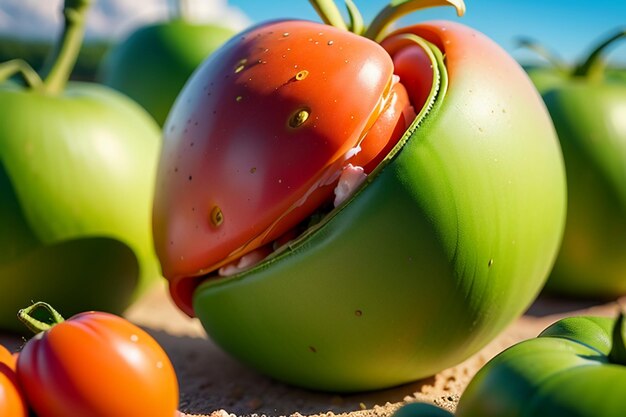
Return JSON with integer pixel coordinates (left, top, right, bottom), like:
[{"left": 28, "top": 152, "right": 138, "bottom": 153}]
[
  {"left": 153, "top": 0, "right": 565, "bottom": 391},
  {"left": 16, "top": 302, "right": 179, "bottom": 417}
]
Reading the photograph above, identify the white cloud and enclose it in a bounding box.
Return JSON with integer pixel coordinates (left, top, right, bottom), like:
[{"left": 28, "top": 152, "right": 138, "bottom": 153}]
[{"left": 0, "top": 0, "right": 250, "bottom": 42}]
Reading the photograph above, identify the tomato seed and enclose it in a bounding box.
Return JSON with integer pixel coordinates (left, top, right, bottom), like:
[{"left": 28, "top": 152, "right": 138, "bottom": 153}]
[
  {"left": 289, "top": 109, "right": 310, "bottom": 128},
  {"left": 210, "top": 206, "right": 224, "bottom": 227}
]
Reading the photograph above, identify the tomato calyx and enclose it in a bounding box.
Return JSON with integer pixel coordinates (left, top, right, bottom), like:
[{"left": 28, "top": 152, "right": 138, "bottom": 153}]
[
  {"left": 518, "top": 29, "right": 626, "bottom": 83},
  {"left": 309, "top": 0, "right": 465, "bottom": 41},
  {"left": 0, "top": 0, "right": 90, "bottom": 93},
  {"left": 17, "top": 302, "right": 66, "bottom": 335}
]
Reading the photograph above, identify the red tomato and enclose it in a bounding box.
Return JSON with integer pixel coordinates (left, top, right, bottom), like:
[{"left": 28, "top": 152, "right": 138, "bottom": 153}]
[
  {"left": 0, "top": 345, "right": 28, "bottom": 417},
  {"left": 16, "top": 304, "right": 179, "bottom": 417},
  {"left": 154, "top": 20, "right": 427, "bottom": 315}
]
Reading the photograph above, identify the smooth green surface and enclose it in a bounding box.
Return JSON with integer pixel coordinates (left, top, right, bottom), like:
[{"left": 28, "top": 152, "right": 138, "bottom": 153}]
[
  {"left": 521, "top": 32, "right": 626, "bottom": 298},
  {"left": 193, "top": 23, "right": 565, "bottom": 392},
  {"left": 542, "top": 82, "right": 626, "bottom": 298},
  {"left": 0, "top": 82, "right": 162, "bottom": 331},
  {"left": 456, "top": 316, "right": 626, "bottom": 417},
  {"left": 98, "top": 20, "right": 235, "bottom": 125}
]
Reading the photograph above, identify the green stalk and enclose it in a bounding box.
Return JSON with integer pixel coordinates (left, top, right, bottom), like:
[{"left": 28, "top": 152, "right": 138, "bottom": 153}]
[
  {"left": 39, "top": 0, "right": 92, "bottom": 94},
  {"left": 17, "top": 302, "right": 65, "bottom": 335},
  {"left": 365, "top": 0, "right": 466, "bottom": 42},
  {"left": 573, "top": 28, "right": 626, "bottom": 82},
  {"left": 308, "top": 0, "right": 349, "bottom": 30},
  {"left": 345, "top": 0, "right": 365, "bottom": 35},
  {"left": 609, "top": 311, "right": 626, "bottom": 365},
  {"left": 169, "top": 0, "right": 191, "bottom": 21},
  {"left": 516, "top": 37, "right": 567, "bottom": 71},
  {"left": 0, "top": 59, "right": 43, "bottom": 88}
]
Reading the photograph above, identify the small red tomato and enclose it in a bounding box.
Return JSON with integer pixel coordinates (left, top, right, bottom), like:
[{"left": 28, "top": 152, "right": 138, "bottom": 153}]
[
  {"left": 16, "top": 302, "right": 179, "bottom": 417},
  {"left": 0, "top": 345, "right": 28, "bottom": 417}
]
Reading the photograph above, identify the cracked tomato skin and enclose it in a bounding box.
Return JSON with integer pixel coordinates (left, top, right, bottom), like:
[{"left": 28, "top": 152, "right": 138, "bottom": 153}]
[
  {"left": 16, "top": 312, "right": 179, "bottom": 417},
  {"left": 154, "top": 19, "right": 566, "bottom": 391},
  {"left": 0, "top": 345, "right": 27, "bottom": 417},
  {"left": 154, "top": 20, "right": 414, "bottom": 315}
]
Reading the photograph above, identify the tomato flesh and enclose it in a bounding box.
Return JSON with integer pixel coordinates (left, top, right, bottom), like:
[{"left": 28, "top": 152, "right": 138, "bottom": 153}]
[{"left": 154, "top": 20, "right": 432, "bottom": 315}]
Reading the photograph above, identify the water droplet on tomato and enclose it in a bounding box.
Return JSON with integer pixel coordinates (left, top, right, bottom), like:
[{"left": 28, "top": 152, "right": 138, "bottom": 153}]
[
  {"left": 234, "top": 58, "right": 247, "bottom": 73},
  {"left": 327, "top": 40, "right": 334, "bottom": 46}
]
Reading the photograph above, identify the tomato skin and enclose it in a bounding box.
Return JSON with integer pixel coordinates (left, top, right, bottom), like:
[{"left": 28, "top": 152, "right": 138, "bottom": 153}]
[
  {"left": 16, "top": 312, "right": 178, "bottom": 417},
  {"left": 456, "top": 315, "right": 626, "bottom": 417},
  {"left": 0, "top": 345, "right": 28, "bottom": 417}
]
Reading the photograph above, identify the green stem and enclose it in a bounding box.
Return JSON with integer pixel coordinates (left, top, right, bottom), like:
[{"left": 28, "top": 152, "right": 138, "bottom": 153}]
[
  {"left": 17, "top": 302, "right": 65, "bottom": 335},
  {"left": 169, "top": 0, "right": 190, "bottom": 21},
  {"left": 573, "top": 28, "right": 626, "bottom": 81},
  {"left": 345, "top": 0, "right": 365, "bottom": 35},
  {"left": 609, "top": 310, "right": 626, "bottom": 365},
  {"left": 308, "top": 0, "right": 349, "bottom": 30},
  {"left": 39, "top": 0, "right": 92, "bottom": 94},
  {"left": 0, "top": 59, "right": 43, "bottom": 88},
  {"left": 515, "top": 37, "right": 567, "bottom": 70},
  {"left": 365, "top": 0, "right": 466, "bottom": 42}
]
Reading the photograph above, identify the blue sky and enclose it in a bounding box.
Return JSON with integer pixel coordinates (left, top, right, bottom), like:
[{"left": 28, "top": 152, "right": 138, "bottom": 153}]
[{"left": 227, "top": 0, "right": 626, "bottom": 66}]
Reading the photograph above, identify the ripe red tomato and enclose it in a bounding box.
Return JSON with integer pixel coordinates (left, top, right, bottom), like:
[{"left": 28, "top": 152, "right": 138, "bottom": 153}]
[
  {"left": 154, "top": 19, "right": 428, "bottom": 314},
  {"left": 0, "top": 345, "right": 28, "bottom": 417},
  {"left": 16, "top": 303, "right": 179, "bottom": 417}
]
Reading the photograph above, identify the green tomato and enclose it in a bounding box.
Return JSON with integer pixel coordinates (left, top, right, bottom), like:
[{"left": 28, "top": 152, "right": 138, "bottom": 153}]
[
  {"left": 454, "top": 314, "right": 626, "bottom": 416},
  {"left": 157, "top": 0, "right": 566, "bottom": 392},
  {"left": 98, "top": 19, "right": 236, "bottom": 125},
  {"left": 0, "top": 0, "right": 162, "bottom": 333},
  {"left": 521, "top": 31, "right": 626, "bottom": 298}
]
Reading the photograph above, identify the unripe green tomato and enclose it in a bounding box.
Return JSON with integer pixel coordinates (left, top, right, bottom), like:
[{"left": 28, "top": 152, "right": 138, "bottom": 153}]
[
  {"left": 154, "top": 13, "right": 566, "bottom": 391},
  {"left": 0, "top": 82, "right": 162, "bottom": 333},
  {"left": 521, "top": 31, "right": 626, "bottom": 298},
  {"left": 98, "top": 20, "right": 236, "bottom": 125},
  {"left": 455, "top": 314, "right": 626, "bottom": 416}
]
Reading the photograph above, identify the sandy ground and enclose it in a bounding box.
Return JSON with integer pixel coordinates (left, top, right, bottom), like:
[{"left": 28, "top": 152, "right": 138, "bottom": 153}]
[{"left": 1, "top": 282, "right": 622, "bottom": 417}]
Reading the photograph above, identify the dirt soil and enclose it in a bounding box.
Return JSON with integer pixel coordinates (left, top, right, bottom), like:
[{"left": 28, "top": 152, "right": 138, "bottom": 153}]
[{"left": 2, "top": 282, "right": 622, "bottom": 417}]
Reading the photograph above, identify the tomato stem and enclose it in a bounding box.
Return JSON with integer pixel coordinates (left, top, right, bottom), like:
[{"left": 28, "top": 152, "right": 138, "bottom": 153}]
[
  {"left": 308, "top": 0, "right": 349, "bottom": 31},
  {"left": 609, "top": 310, "right": 626, "bottom": 366},
  {"left": 573, "top": 28, "right": 626, "bottom": 81},
  {"left": 39, "top": 0, "right": 92, "bottom": 94},
  {"left": 0, "top": 59, "right": 43, "bottom": 88},
  {"left": 170, "top": 0, "right": 191, "bottom": 21},
  {"left": 17, "top": 302, "right": 65, "bottom": 335},
  {"left": 365, "top": 0, "right": 466, "bottom": 42},
  {"left": 515, "top": 37, "right": 567, "bottom": 71},
  {"left": 345, "top": 0, "right": 365, "bottom": 35}
]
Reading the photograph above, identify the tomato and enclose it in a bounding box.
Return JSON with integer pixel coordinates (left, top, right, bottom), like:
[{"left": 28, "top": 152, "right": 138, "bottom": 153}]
[
  {"left": 16, "top": 302, "right": 179, "bottom": 417},
  {"left": 98, "top": 18, "right": 237, "bottom": 126},
  {"left": 0, "top": 344, "right": 28, "bottom": 417},
  {"left": 443, "top": 313, "right": 626, "bottom": 416},
  {"left": 0, "top": 0, "right": 161, "bottom": 332},
  {"left": 522, "top": 30, "right": 626, "bottom": 298},
  {"left": 153, "top": 0, "right": 565, "bottom": 391}
]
